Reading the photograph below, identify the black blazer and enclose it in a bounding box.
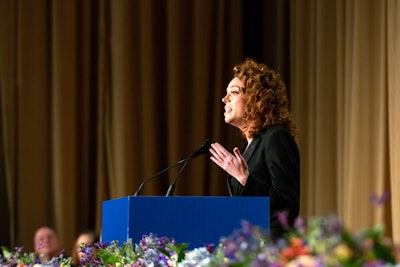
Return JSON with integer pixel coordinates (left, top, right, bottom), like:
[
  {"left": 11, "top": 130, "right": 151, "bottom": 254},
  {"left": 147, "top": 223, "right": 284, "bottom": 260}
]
[{"left": 227, "top": 125, "right": 300, "bottom": 238}]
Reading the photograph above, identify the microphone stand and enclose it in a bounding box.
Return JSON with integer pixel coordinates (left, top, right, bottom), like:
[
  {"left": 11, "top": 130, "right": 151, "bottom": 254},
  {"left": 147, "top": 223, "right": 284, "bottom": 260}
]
[
  {"left": 133, "top": 139, "right": 212, "bottom": 197},
  {"left": 133, "top": 157, "right": 189, "bottom": 196},
  {"left": 165, "top": 160, "right": 189, "bottom": 196},
  {"left": 165, "top": 139, "right": 212, "bottom": 196}
]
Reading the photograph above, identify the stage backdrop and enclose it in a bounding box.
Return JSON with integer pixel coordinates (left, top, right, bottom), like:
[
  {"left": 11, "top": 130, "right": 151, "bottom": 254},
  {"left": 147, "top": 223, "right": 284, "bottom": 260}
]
[{"left": 0, "top": 0, "right": 399, "bottom": 254}]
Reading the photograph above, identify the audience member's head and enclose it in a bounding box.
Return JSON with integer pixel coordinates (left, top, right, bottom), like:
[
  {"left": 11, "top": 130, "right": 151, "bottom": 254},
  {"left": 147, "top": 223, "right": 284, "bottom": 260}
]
[
  {"left": 72, "top": 230, "right": 99, "bottom": 266},
  {"left": 33, "top": 226, "right": 61, "bottom": 262}
]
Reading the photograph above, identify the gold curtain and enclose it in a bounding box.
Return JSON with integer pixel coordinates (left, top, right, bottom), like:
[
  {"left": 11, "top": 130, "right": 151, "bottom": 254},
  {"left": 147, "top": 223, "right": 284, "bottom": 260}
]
[
  {"left": 2, "top": 0, "right": 399, "bottom": 256},
  {"left": 388, "top": 0, "right": 400, "bottom": 244},
  {"left": 0, "top": 0, "right": 249, "bottom": 252},
  {"left": 291, "top": 0, "right": 400, "bottom": 242}
]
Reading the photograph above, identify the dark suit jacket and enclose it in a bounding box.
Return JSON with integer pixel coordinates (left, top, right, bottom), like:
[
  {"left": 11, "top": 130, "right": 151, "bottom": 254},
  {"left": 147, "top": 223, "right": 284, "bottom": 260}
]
[{"left": 227, "top": 125, "right": 300, "bottom": 239}]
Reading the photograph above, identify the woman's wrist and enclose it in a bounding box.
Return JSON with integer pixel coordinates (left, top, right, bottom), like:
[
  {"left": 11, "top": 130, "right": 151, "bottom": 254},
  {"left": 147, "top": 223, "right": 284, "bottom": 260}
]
[{"left": 236, "top": 173, "right": 249, "bottom": 186}]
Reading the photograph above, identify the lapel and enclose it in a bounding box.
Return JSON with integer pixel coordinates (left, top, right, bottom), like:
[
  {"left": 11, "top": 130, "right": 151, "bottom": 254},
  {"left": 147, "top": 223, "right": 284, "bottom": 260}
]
[
  {"left": 228, "top": 135, "right": 262, "bottom": 196},
  {"left": 243, "top": 135, "right": 261, "bottom": 163}
]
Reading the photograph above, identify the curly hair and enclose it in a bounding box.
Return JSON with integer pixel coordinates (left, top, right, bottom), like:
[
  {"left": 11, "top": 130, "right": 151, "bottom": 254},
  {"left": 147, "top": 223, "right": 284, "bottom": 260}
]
[{"left": 233, "top": 58, "right": 296, "bottom": 138}]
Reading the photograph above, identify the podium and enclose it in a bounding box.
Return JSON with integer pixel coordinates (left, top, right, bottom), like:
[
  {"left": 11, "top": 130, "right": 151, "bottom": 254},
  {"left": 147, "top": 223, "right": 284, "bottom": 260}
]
[{"left": 102, "top": 196, "right": 269, "bottom": 249}]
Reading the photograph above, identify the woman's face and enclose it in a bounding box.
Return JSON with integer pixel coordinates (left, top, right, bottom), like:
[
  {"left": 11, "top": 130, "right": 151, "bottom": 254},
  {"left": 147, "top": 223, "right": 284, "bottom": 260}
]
[
  {"left": 222, "top": 77, "right": 248, "bottom": 131},
  {"left": 75, "top": 233, "right": 94, "bottom": 261},
  {"left": 34, "top": 227, "right": 60, "bottom": 259}
]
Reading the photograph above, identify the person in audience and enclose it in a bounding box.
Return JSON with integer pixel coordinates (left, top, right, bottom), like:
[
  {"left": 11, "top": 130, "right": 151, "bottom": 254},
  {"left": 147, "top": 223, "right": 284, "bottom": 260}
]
[
  {"left": 71, "top": 230, "right": 99, "bottom": 266},
  {"left": 33, "top": 226, "right": 62, "bottom": 262},
  {"left": 209, "top": 58, "right": 300, "bottom": 240}
]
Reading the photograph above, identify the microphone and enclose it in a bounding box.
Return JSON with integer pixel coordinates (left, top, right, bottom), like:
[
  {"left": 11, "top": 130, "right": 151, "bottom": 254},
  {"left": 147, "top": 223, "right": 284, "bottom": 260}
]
[
  {"left": 188, "top": 139, "right": 213, "bottom": 159},
  {"left": 133, "top": 139, "right": 212, "bottom": 196}
]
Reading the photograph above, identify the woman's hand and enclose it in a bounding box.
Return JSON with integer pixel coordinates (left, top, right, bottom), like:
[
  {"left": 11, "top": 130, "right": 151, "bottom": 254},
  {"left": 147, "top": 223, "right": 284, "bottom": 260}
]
[{"left": 209, "top": 143, "right": 249, "bottom": 185}]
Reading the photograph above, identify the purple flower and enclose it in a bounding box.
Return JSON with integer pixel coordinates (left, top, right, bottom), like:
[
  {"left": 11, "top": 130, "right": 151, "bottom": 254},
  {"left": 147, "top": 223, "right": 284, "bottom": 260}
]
[
  {"left": 223, "top": 240, "right": 238, "bottom": 256},
  {"left": 204, "top": 243, "right": 215, "bottom": 253},
  {"left": 34, "top": 255, "right": 42, "bottom": 264},
  {"left": 363, "top": 259, "right": 386, "bottom": 267},
  {"left": 277, "top": 210, "right": 289, "bottom": 227},
  {"left": 80, "top": 244, "right": 95, "bottom": 266},
  {"left": 60, "top": 249, "right": 67, "bottom": 257},
  {"left": 94, "top": 241, "right": 108, "bottom": 249},
  {"left": 14, "top": 246, "right": 24, "bottom": 254},
  {"left": 370, "top": 192, "right": 390, "bottom": 206},
  {"left": 37, "top": 241, "right": 44, "bottom": 250},
  {"left": 294, "top": 217, "right": 306, "bottom": 234},
  {"left": 93, "top": 257, "right": 103, "bottom": 265}
]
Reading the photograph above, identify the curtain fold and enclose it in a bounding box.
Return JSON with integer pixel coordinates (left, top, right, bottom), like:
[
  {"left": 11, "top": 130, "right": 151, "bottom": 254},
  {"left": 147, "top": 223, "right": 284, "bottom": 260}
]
[
  {"left": 339, "top": 0, "right": 388, "bottom": 231},
  {"left": 15, "top": 0, "right": 55, "bottom": 249},
  {"left": 291, "top": 0, "right": 339, "bottom": 215},
  {"left": 0, "top": 0, "right": 17, "bottom": 248},
  {"left": 387, "top": 0, "right": 400, "bottom": 242}
]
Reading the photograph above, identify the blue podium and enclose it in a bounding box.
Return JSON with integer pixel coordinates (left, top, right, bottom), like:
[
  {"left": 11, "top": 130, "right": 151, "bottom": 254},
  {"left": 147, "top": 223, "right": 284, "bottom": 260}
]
[{"left": 101, "top": 196, "right": 269, "bottom": 249}]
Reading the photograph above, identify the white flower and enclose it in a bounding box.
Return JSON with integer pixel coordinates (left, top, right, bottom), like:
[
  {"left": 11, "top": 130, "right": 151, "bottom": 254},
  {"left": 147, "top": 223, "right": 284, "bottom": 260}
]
[{"left": 178, "top": 247, "right": 218, "bottom": 267}]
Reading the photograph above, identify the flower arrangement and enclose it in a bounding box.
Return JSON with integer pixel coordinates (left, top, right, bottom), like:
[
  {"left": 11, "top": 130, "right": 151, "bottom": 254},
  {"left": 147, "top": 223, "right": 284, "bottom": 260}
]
[
  {"left": 2, "top": 215, "right": 400, "bottom": 267},
  {"left": 0, "top": 246, "right": 71, "bottom": 266},
  {"left": 1, "top": 193, "right": 399, "bottom": 266}
]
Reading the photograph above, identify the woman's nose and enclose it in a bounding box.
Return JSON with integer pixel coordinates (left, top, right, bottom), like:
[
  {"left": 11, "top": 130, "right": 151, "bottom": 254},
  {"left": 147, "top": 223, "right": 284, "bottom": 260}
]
[{"left": 222, "top": 94, "right": 228, "bottom": 103}]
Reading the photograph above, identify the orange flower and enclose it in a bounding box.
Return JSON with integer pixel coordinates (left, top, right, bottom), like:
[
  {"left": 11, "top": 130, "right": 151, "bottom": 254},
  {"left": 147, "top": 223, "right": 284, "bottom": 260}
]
[
  {"left": 281, "top": 247, "right": 296, "bottom": 260},
  {"left": 290, "top": 237, "right": 303, "bottom": 248},
  {"left": 280, "top": 237, "right": 311, "bottom": 263}
]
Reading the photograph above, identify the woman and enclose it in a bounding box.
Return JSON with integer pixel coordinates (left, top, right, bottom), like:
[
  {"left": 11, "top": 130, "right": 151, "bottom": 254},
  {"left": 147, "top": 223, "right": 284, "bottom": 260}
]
[
  {"left": 71, "top": 230, "right": 99, "bottom": 266},
  {"left": 33, "top": 226, "right": 62, "bottom": 262},
  {"left": 209, "top": 58, "right": 300, "bottom": 239}
]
